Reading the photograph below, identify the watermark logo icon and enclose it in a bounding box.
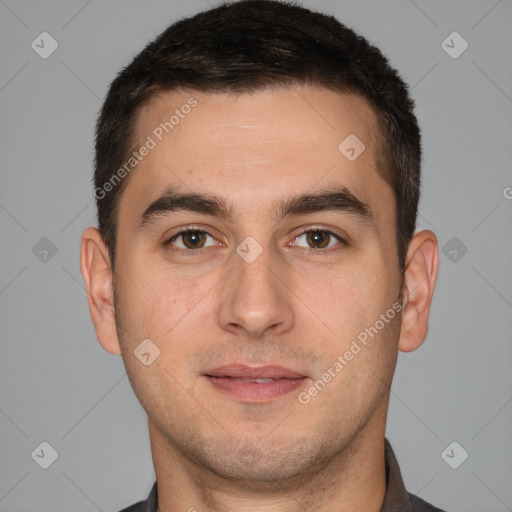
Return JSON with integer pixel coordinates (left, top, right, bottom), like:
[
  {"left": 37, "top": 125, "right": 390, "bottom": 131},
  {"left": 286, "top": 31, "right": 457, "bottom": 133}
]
[
  {"left": 236, "top": 441, "right": 263, "bottom": 466},
  {"left": 339, "top": 134, "right": 366, "bottom": 161},
  {"left": 236, "top": 236, "right": 263, "bottom": 263},
  {"left": 32, "top": 237, "right": 58, "bottom": 263},
  {"left": 442, "top": 236, "right": 468, "bottom": 263},
  {"left": 441, "top": 32, "right": 468, "bottom": 59},
  {"left": 31, "top": 32, "right": 59, "bottom": 59},
  {"left": 441, "top": 441, "right": 468, "bottom": 469},
  {"left": 31, "top": 441, "right": 59, "bottom": 469},
  {"left": 134, "top": 339, "right": 160, "bottom": 366}
]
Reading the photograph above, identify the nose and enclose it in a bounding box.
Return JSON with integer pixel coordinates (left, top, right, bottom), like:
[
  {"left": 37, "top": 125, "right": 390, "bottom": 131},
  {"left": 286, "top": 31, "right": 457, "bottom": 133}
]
[{"left": 217, "top": 248, "right": 295, "bottom": 339}]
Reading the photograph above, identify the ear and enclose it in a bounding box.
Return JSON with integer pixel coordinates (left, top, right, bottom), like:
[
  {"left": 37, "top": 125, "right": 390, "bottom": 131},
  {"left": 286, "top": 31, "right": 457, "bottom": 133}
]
[
  {"left": 398, "top": 230, "right": 439, "bottom": 353},
  {"left": 80, "top": 227, "right": 122, "bottom": 355}
]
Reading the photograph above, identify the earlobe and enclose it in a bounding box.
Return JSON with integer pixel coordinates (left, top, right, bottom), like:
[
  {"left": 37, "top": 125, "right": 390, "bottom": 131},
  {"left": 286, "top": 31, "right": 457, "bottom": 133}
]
[
  {"left": 80, "top": 227, "right": 122, "bottom": 355},
  {"left": 398, "top": 230, "right": 439, "bottom": 353}
]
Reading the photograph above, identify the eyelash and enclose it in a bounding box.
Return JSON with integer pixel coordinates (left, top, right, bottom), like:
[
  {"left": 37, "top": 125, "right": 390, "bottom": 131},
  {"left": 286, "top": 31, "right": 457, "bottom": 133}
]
[{"left": 164, "top": 226, "right": 347, "bottom": 257}]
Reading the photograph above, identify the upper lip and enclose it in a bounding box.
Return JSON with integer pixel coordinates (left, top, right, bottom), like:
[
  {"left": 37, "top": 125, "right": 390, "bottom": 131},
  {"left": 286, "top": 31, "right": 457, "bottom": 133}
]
[{"left": 205, "top": 364, "right": 306, "bottom": 379}]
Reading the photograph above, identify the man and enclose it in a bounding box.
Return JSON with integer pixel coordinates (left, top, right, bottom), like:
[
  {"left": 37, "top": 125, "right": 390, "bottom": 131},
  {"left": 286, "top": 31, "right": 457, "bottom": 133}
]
[{"left": 80, "top": 0, "right": 443, "bottom": 510}]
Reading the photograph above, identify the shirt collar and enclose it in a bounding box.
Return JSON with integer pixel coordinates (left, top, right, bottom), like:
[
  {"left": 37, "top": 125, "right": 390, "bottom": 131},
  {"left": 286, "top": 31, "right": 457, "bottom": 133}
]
[{"left": 381, "top": 438, "right": 414, "bottom": 511}]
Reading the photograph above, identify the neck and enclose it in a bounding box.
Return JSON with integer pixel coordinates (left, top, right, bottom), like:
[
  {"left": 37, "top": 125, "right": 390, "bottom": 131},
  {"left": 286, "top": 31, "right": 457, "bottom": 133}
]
[{"left": 149, "top": 402, "right": 388, "bottom": 512}]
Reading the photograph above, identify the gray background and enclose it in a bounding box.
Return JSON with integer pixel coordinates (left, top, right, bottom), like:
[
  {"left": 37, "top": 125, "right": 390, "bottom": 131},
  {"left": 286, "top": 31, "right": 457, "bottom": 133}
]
[{"left": 1, "top": 0, "right": 511, "bottom": 511}]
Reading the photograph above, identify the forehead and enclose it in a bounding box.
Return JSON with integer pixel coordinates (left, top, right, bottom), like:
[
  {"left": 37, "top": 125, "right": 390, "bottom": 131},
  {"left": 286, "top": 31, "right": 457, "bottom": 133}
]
[
  {"left": 136, "top": 86, "right": 380, "bottom": 156},
  {"left": 120, "top": 86, "right": 392, "bottom": 225}
]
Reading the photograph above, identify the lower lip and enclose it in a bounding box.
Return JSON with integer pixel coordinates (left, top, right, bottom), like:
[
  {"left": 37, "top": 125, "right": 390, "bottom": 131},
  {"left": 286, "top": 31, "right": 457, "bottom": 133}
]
[{"left": 205, "top": 376, "right": 307, "bottom": 402}]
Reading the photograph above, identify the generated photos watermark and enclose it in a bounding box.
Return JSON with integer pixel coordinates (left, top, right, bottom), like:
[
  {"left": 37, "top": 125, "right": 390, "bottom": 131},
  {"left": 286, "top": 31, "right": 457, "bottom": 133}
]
[
  {"left": 94, "top": 97, "right": 198, "bottom": 200},
  {"left": 298, "top": 301, "right": 402, "bottom": 405}
]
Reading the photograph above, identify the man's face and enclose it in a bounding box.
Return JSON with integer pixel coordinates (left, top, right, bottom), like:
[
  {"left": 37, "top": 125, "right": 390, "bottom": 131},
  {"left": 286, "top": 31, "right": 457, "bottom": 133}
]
[{"left": 112, "top": 86, "right": 402, "bottom": 481}]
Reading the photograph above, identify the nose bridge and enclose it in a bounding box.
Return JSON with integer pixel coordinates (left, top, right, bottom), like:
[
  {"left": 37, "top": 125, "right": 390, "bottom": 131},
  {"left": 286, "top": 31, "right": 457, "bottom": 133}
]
[{"left": 217, "top": 242, "right": 294, "bottom": 337}]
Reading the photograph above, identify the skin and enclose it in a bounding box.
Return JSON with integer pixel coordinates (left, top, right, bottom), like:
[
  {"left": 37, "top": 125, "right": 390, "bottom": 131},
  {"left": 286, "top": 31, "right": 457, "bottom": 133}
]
[{"left": 81, "top": 85, "right": 438, "bottom": 512}]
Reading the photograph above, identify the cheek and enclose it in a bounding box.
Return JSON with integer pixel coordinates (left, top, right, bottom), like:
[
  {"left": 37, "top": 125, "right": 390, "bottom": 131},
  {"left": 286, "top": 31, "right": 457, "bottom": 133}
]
[
  {"left": 113, "top": 261, "right": 205, "bottom": 406},
  {"left": 294, "top": 256, "right": 395, "bottom": 347},
  {"left": 114, "top": 254, "right": 220, "bottom": 350},
  {"left": 311, "top": 308, "right": 400, "bottom": 412}
]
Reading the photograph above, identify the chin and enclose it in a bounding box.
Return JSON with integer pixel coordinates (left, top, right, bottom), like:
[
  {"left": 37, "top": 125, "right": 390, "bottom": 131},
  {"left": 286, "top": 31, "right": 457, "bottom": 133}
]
[{"left": 192, "top": 435, "right": 329, "bottom": 488}]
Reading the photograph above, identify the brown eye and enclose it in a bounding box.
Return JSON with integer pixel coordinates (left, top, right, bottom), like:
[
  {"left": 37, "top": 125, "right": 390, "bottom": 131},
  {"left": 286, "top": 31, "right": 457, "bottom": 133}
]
[
  {"left": 306, "top": 230, "right": 330, "bottom": 248},
  {"left": 181, "top": 231, "right": 206, "bottom": 249},
  {"left": 293, "top": 229, "right": 344, "bottom": 250},
  {"left": 168, "top": 230, "right": 216, "bottom": 250}
]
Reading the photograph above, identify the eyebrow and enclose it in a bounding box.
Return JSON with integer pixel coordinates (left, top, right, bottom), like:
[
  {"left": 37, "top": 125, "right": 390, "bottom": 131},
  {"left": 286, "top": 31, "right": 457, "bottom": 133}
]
[{"left": 138, "top": 185, "right": 374, "bottom": 229}]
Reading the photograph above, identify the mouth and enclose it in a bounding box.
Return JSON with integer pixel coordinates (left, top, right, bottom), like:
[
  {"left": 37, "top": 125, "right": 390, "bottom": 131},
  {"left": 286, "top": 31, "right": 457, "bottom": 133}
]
[{"left": 204, "top": 364, "right": 308, "bottom": 402}]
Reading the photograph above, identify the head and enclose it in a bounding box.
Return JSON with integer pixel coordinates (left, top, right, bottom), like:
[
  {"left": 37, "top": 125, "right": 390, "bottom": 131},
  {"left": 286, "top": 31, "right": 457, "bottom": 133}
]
[{"left": 81, "top": 0, "right": 438, "bottom": 487}]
